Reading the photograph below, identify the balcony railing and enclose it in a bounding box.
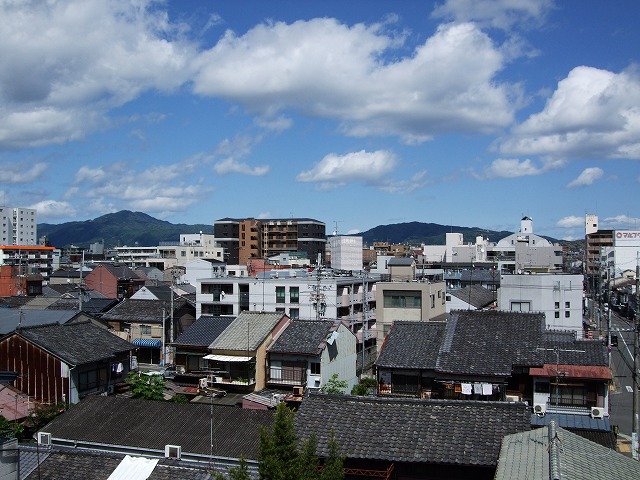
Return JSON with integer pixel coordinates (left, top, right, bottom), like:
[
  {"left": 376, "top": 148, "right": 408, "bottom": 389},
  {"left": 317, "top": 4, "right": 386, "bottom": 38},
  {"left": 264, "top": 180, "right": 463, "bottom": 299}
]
[{"left": 268, "top": 366, "right": 306, "bottom": 386}]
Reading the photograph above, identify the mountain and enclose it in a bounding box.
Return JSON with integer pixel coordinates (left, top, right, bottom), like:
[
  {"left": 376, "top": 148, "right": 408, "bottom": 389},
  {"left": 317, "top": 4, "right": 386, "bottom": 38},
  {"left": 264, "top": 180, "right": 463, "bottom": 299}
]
[
  {"left": 38, "top": 211, "right": 213, "bottom": 248},
  {"left": 38, "top": 211, "right": 567, "bottom": 249}
]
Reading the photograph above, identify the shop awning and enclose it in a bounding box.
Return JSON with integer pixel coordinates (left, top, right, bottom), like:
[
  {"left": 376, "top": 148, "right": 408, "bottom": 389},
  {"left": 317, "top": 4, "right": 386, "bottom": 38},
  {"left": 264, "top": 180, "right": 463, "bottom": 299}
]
[
  {"left": 203, "top": 354, "right": 253, "bottom": 362},
  {"left": 132, "top": 338, "right": 162, "bottom": 348}
]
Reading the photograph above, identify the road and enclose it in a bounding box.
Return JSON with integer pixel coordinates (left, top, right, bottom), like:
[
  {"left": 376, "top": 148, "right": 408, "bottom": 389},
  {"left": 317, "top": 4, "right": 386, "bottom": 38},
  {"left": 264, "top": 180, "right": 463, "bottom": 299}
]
[{"left": 608, "top": 309, "right": 638, "bottom": 436}]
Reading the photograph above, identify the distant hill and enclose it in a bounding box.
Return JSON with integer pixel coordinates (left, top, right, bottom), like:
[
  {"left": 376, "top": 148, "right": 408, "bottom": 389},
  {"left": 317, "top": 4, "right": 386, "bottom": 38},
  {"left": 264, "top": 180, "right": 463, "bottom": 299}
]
[
  {"left": 38, "top": 210, "right": 213, "bottom": 248},
  {"left": 38, "top": 211, "right": 569, "bottom": 249}
]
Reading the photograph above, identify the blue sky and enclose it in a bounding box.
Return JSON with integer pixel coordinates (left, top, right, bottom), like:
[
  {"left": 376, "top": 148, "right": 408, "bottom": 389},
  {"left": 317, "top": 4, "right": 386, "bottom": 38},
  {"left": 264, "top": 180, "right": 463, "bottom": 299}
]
[{"left": 1, "top": 0, "right": 639, "bottom": 241}]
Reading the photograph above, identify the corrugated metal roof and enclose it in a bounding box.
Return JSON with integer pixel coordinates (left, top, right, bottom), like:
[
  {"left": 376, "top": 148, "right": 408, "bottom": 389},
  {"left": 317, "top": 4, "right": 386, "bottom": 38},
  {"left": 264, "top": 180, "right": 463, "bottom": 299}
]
[{"left": 107, "top": 455, "right": 158, "bottom": 480}]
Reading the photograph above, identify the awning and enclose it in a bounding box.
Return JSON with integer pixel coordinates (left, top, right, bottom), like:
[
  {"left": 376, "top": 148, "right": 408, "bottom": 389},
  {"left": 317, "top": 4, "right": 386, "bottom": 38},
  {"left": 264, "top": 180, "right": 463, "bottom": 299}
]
[
  {"left": 529, "top": 364, "right": 611, "bottom": 380},
  {"left": 132, "top": 338, "right": 162, "bottom": 348},
  {"left": 203, "top": 354, "right": 253, "bottom": 362}
]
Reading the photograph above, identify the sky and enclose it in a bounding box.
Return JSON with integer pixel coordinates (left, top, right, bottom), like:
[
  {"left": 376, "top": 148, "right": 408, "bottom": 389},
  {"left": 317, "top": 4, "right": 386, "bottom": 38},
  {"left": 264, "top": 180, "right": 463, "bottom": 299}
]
[{"left": 1, "top": 0, "right": 639, "bottom": 242}]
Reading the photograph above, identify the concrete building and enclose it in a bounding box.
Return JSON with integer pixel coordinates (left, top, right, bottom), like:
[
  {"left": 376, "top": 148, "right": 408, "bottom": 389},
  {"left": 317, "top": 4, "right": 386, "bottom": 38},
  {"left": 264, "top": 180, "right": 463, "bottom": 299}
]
[
  {"left": 497, "top": 273, "right": 584, "bottom": 336},
  {"left": 0, "top": 207, "right": 37, "bottom": 246},
  {"left": 0, "top": 245, "right": 57, "bottom": 289},
  {"left": 214, "top": 217, "right": 326, "bottom": 265},
  {"left": 327, "top": 235, "right": 363, "bottom": 271}
]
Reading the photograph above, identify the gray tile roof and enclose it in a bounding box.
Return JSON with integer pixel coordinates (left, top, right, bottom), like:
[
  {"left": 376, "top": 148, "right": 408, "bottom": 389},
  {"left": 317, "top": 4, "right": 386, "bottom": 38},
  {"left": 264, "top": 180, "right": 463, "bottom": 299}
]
[
  {"left": 449, "top": 285, "right": 495, "bottom": 308},
  {"left": 541, "top": 332, "right": 608, "bottom": 366},
  {"left": 41, "top": 395, "right": 273, "bottom": 460},
  {"left": 0, "top": 309, "right": 82, "bottom": 335},
  {"left": 376, "top": 321, "right": 447, "bottom": 369},
  {"left": 295, "top": 393, "right": 530, "bottom": 466},
  {"left": 209, "top": 311, "right": 287, "bottom": 351},
  {"left": 101, "top": 298, "right": 188, "bottom": 324},
  {"left": 267, "top": 320, "right": 336, "bottom": 355},
  {"left": 173, "top": 315, "right": 235, "bottom": 347},
  {"left": 16, "top": 321, "right": 133, "bottom": 366},
  {"left": 495, "top": 421, "right": 640, "bottom": 480},
  {"left": 435, "top": 311, "right": 545, "bottom": 376}
]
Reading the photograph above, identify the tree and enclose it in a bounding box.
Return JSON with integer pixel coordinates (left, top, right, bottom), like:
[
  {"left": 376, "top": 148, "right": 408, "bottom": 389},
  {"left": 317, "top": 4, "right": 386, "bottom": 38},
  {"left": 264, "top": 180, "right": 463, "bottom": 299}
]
[
  {"left": 125, "top": 371, "right": 166, "bottom": 400},
  {"left": 319, "top": 431, "right": 345, "bottom": 480},
  {"left": 297, "top": 433, "right": 320, "bottom": 480},
  {"left": 259, "top": 403, "right": 299, "bottom": 480},
  {"left": 320, "top": 374, "right": 348, "bottom": 395},
  {"left": 0, "top": 415, "right": 25, "bottom": 440},
  {"left": 350, "top": 377, "right": 377, "bottom": 396}
]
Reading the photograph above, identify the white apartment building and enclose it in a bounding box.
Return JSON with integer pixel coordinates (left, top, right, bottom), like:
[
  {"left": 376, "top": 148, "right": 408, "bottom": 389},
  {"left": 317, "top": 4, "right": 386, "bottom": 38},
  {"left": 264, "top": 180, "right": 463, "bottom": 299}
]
[
  {"left": 0, "top": 207, "right": 37, "bottom": 246},
  {"left": 601, "top": 230, "right": 640, "bottom": 281},
  {"left": 498, "top": 273, "right": 584, "bottom": 336},
  {"left": 328, "top": 235, "right": 363, "bottom": 271}
]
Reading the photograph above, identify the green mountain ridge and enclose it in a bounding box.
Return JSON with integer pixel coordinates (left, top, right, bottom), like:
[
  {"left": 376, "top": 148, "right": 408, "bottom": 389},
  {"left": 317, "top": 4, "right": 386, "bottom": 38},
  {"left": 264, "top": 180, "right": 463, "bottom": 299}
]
[{"left": 38, "top": 210, "right": 570, "bottom": 249}]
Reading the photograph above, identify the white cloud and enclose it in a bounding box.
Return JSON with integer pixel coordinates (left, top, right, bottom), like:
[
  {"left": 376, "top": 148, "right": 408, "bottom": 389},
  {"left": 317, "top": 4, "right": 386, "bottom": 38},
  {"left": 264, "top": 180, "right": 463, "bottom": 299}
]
[
  {"left": 0, "top": 161, "right": 47, "bottom": 183},
  {"left": 556, "top": 216, "right": 583, "bottom": 228},
  {"left": 379, "top": 171, "right": 430, "bottom": 194},
  {"left": 29, "top": 200, "right": 77, "bottom": 220},
  {"left": 213, "top": 158, "right": 269, "bottom": 176},
  {"left": 193, "top": 20, "right": 517, "bottom": 142},
  {"left": 74, "top": 166, "right": 108, "bottom": 184},
  {"left": 500, "top": 66, "right": 640, "bottom": 160},
  {"left": 296, "top": 150, "right": 397, "bottom": 185},
  {"left": 475, "top": 157, "right": 551, "bottom": 178},
  {"left": 566, "top": 167, "right": 603, "bottom": 188},
  {"left": 0, "top": 0, "right": 195, "bottom": 148},
  {"left": 431, "top": 0, "right": 555, "bottom": 31},
  {"left": 600, "top": 215, "right": 640, "bottom": 229}
]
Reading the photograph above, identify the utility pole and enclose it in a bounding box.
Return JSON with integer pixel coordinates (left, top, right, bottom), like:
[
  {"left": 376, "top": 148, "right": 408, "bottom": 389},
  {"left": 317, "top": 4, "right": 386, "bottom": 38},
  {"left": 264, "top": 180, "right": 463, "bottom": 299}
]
[{"left": 632, "top": 257, "right": 639, "bottom": 460}]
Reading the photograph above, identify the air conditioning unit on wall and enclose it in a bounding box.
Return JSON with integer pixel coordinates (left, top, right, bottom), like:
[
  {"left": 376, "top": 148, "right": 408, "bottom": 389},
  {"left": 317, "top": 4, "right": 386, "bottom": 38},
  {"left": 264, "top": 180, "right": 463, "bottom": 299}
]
[
  {"left": 590, "top": 406, "right": 604, "bottom": 419},
  {"left": 37, "top": 432, "right": 51, "bottom": 445},
  {"left": 533, "top": 403, "right": 546, "bottom": 415},
  {"left": 165, "top": 444, "right": 182, "bottom": 459}
]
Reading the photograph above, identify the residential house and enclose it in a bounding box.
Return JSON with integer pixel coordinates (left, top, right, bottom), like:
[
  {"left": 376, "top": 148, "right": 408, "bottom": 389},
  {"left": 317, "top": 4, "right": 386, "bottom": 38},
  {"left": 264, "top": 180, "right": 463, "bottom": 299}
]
[
  {"left": 83, "top": 263, "right": 145, "bottom": 299},
  {"left": 172, "top": 315, "right": 235, "bottom": 373},
  {"left": 205, "top": 311, "right": 290, "bottom": 392},
  {"left": 495, "top": 420, "right": 639, "bottom": 479},
  {"left": 266, "top": 320, "right": 357, "bottom": 392},
  {"left": 182, "top": 258, "right": 227, "bottom": 287},
  {"left": 101, "top": 297, "right": 196, "bottom": 365},
  {"left": 446, "top": 284, "right": 495, "bottom": 312},
  {"left": 295, "top": 392, "right": 531, "bottom": 480},
  {"left": 0, "top": 309, "right": 90, "bottom": 336},
  {"left": 375, "top": 311, "right": 611, "bottom": 435},
  {"left": 37, "top": 395, "right": 273, "bottom": 467},
  {"left": 134, "top": 266, "right": 164, "bottom": 285},
  {"left": 0, "top": 321, "right": 133, "bottom": 404}
]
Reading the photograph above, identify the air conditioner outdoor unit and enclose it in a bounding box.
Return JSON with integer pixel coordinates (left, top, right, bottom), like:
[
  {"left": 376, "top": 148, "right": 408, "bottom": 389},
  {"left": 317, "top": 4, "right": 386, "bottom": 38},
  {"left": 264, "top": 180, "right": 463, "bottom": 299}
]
[
  {"left": 533, "top": 403, "right": 546, "bottom": 415},
  {"left": 198, "top": 377, "right": 208, "bottom": 389},
  {"left": 505, "top": 394, "right": 520, "bottom": 403},
  {"left": 37, "top": 432, "right": 51, "bottom": 445},
  {"left": 591, "top": 407, "right": 604, "bottom": 419},
  {"left": 165, "top": 444, "right": 182, "bottom": 459},
  {"left": 293, "top": 386, "right": 304, "bottom": 396}
]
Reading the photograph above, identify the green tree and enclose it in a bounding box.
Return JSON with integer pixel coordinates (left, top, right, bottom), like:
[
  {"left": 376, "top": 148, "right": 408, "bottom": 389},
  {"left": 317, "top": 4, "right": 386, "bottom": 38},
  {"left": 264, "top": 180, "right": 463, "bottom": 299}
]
[
  {"left": 297, "top": 433, "right": 320, "bottom": 480},
  {"left": 321, "top": 374, "right": 348, "bottom": 395},
  {"left": 125, "top": 371, "right": 166, "bottom": 400},
  {"left": 0, "top": 415, "right": 25, "bottom": 440},
  {"left": 258, "top": 403, "right": 299, "bottom": 480},
  {"left": 227, "top": 457, "right": 251, "bottom": 480},
  {"left": 24, "top": 403, "right": 64, "bottom": 433},
  {"left": 320, "top": 431, "right": 345, "bottom": 480},
  {"left": 350, "top": 377, "right": 377, "bottom": 396},
  {"left": 171, "top": 393, "right": 188, "bottom": 403}
]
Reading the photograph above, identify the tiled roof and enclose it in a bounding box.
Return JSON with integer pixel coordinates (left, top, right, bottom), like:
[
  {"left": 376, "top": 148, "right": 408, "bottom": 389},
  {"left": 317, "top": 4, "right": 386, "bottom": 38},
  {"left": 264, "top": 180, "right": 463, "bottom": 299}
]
[
  {"left": 173, "top": 315, "right": 235, "bottom": 346},
  {"left": 21, "top": 448, "right": 213, "bottom": 480},
  {"left": 101, "top": 263, "right": 140, "bottom": 280},
  {"left": 102, "top": 298, "right": 188, "bottom": 324},
  {"left": 542, "top": 332, "right": 608, "bottom": 366},
  {"left": 449, "top": 285, "right": 495, "bottom": 308},
  {"left": 376, "top": 321, "right": 447, "bottom": 369},
  {"left": 17, "top": 321, "right": 133, "bottom": 366},
  {"left": 295, "top": 393, "right": 530, "bottom": 466},
  {"left": 209, "top": 311, "right": 287, "bottom": 351},
  {"left": 495, "top": 422, "right": 640, "bottom": 479},
  {"left": 41, "top": 395, "right": 273, "bottom": 460},
  {"left": 435, "top": 311, "right": 545, "bottom": 376},
  {"left": 267, "top": 320, "right": 336, "bottom": 355},
  {"left": 0, "top": 309, "right": 82, "bottom": 335}
]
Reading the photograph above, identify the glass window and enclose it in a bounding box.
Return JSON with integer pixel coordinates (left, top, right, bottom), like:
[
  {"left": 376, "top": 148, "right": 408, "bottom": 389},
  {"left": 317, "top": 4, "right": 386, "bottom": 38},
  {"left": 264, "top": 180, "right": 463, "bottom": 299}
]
[
  {"left": 290, "top": 287, "right": 299, "bottom": 304},
  {"left": 276, "top": 286, "right": 285, "bottom": 303},
  {"left": 555, "top": 302, "right": 560, "bottom": 309},
  {"left": 290, "top": 308, "right": 299, "bottom": 320},
  {"left": 565, "top": 311, "right": 570, "bottom": 318},
  {"left": 565, "top": 301, "right": 570, "bottom": 308},
  {"left": 310, "top": 362, "right": 320, "bottom": 375},
  {"left": 555, "top": 311, "right": 560, "bottom": 318},
  {"left": 140, "top": 325, "right": 151, "bottom": 335}
]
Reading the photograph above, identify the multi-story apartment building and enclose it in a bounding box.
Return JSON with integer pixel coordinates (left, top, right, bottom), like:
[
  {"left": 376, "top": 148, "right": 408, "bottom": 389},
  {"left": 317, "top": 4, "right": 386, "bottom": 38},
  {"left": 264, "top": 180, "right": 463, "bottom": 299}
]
[
  {"left": 196, "top": 269, "right": 378, "bottom": 370},
  {"left": 0, "top": 245, "right": 58, "bottom": 295},
  {"left": 585, "top": 214, "right": 613, "bottom": 277},
  {"left": 214, "top": 217, "right": 326, "bottom": 265},
  {"left": 0, "top": 207, "right": 37, "bottom": 246}
]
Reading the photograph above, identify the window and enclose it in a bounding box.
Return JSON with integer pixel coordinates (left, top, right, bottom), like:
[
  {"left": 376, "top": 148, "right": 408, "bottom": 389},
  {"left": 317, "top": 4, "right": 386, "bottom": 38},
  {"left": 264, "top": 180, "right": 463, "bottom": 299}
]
[
  {"left": 510, "top": 301, "right": 531, "bottom": 312},
  {"left": 290, "top": 287, "right": 299, "bottom": 304},
  {"left": 555, "top": 311, "right": 560, "bottom": 319},
  {"left": 289, "top": 308, "right": 299, "bottom": 320},
  {"left": 565, "top": 311, "right": 570, "bottom": 318},
  {"left": 383, "top": 291, "right": 421, "bottom": 308},
  {"left": 430, "top": 294, "right": 435, "bottom": 308},
  {"left": 565, "top": 301, "right": 570, "bottom": 308},
  {"left": 555, "top": 302, "right": 560, "bottom": 309},
  {"left": 310, "top": 362, "right": 321, "bottom": 375},
  {"left": 140, "top": 325, "right": 151, "bottom": 335},
  {"left": 276, "top": 286, "right": 285, "bottom": 303}
]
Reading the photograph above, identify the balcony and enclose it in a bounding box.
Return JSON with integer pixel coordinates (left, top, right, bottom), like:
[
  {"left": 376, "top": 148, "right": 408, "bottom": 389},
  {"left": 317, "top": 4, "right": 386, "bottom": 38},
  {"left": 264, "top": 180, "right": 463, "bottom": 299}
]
[{"left": 268, "top": 366, "right": 306, "bottom": 386}]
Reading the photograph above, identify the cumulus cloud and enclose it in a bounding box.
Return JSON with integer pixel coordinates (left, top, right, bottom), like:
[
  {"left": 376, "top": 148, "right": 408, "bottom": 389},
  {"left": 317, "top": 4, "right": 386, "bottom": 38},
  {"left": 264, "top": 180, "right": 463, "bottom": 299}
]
[
  {"left": 0, "top": 0, "right": 195, "bottom": 148},
  {"left": 213, "top": 158, "right": 269, "bottom": 176},
  {"left": 556, "top": 216, "right": 584, "bottom": 228},
  {"left": 431, "top": 0, "right": 555, "bottom": 31},
  {"left": 500, "top": 66, "right": 640, "bottom": 160},
  {"left": 474, "top": 157, "right": 563, "bottom": 179},
  {"left": 379, "top": 171, "right": 430, "bottom": 194},
  {"left": 193, "top": 20, "right": 517, "bottom": 142},
  {"left": 0, "top": 161, "right": 47, "bottom": 183},
  {"left": 296, "top": 150, "right": 397, "bottom": 187},
  {"left": 28, "top": 200, "right": 77, "bottom": 220},
  {"left": 566, "top": 167, "right": 603, "bottom": 188},
  {"left": 601, "top": 215, "right": 640, "bottom": 229}
]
